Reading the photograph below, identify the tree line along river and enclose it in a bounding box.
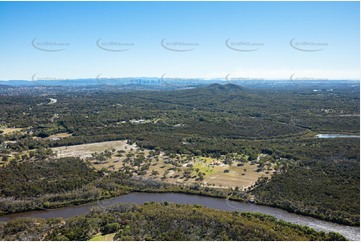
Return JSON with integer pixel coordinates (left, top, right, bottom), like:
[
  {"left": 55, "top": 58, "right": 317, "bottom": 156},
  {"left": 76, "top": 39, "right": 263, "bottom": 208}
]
[{"left": 0, "top": 192, "right": 359, "bottom": 241}]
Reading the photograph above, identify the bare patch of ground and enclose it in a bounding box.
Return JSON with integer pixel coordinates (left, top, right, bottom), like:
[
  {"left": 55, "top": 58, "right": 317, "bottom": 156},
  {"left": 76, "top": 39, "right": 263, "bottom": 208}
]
[{"left": 53, "top": 140, "right": 135, "bottom": 160}]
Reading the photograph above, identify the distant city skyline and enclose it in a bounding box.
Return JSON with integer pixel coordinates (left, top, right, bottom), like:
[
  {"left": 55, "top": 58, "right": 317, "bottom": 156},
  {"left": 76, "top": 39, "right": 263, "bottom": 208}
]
[{"left": 0, "top": 1, "right": 359, "bottom": 80}]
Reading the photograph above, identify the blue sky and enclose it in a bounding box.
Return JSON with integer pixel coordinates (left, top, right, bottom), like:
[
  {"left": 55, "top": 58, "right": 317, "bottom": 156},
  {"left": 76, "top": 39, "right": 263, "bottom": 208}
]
[{"left": 0, "top": 1, "right": 359, "bottom": 80}]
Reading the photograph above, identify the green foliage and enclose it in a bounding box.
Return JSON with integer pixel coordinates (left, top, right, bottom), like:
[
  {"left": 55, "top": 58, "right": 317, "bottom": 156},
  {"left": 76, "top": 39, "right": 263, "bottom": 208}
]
[
  {"left": 101, "top": 223, "right": 120, "bottom": 235},
  {"left": 0, "top": 157, "right": 98, "bottom": 198},
  {"left": 253, "top": 159, "right": 360, "bottom": 225},
  {"left": 0, "top": 84, "right": 359, "bottom": 225},
  {"left": 0, "top": 203, "right": 346, "bottom": 241}
]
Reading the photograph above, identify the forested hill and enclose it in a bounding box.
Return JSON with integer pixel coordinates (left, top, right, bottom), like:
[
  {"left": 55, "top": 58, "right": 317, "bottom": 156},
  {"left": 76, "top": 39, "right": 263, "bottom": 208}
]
[
  {"left": 178, "top": 83, "right": 246, "bottom": 95},
  {"left": 199, "top": 83, "right": 245, "bottom": 92}
]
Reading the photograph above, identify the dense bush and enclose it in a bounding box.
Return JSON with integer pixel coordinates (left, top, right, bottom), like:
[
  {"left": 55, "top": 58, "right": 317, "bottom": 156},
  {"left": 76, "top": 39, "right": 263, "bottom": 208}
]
[
  {"left": 253, "top": 159, "right": 360, "bottom": 225},
  {"left": 0, "top": 84, "right": 359, "bottom": 225},
  {"left": 0, "top": 203, "right": 346, "bottom": 241},
  {"left": 0, "top": 158, "right": 99, "bottom": 198}
]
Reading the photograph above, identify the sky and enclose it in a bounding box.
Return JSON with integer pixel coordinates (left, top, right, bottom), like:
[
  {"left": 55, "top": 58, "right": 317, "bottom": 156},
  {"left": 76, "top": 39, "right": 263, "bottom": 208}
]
[{"left": 0, "top": 1, "right": 359, "bottom": 81}]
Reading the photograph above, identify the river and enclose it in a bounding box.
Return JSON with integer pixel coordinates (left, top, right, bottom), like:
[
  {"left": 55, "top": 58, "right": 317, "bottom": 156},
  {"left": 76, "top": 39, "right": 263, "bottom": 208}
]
[
  {"left": 0, "top": 193, "right": 359, "bottom": 241},
  {"left": 316, "top": 134, "right": 360, "bottom": 138}
]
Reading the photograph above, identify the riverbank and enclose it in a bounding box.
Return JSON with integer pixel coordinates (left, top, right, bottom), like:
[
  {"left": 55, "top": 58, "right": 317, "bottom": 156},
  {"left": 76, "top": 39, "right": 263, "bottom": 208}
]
[
  {"left": 0, "top": 202, "right": 348, "bottom": 241},
  {"left": 253, "top": 199, "right": 360, "bottom": 227},
  {"left": 0, "top": 182, "right": 238, "bottom": 217},
  {"left": 0, "top": 192, "right": 359, "bottom": 241},
  {"left": 0, "top": 178, "right": 358, "bottom": 227}
]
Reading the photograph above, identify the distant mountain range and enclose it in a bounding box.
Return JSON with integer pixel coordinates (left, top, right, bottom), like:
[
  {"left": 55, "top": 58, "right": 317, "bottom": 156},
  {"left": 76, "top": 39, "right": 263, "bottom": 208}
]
[
  {"left": 0, "top": 78, "right": 358, "bottom": 90},
  {"left": 0, "top": 77, "right": 220, "bottom": 86}
]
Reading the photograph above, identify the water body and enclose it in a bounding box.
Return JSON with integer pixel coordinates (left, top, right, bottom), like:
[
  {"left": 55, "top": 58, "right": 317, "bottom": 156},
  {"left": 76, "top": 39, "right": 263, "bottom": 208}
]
[
  {"left": 316, "top": 134, "right": 360, "bottom": 138},
  {"left": 0, "top": 193, "right": 359, "bottom": 240}
]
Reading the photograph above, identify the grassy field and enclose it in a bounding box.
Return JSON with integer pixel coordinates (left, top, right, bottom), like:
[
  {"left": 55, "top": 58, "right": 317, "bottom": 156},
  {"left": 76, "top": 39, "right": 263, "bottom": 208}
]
[
  {"left": 203, "top": 162, "right": 269, "bottom": 188},
  {"left": 89, "top": 233, "right": 116, "bottom": 241},
  {"left": 0, "top": 128, "right": 23, "bottom": 134},
  {"left": 52, "top": 140, "right": 271, "bottom": 190}
]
